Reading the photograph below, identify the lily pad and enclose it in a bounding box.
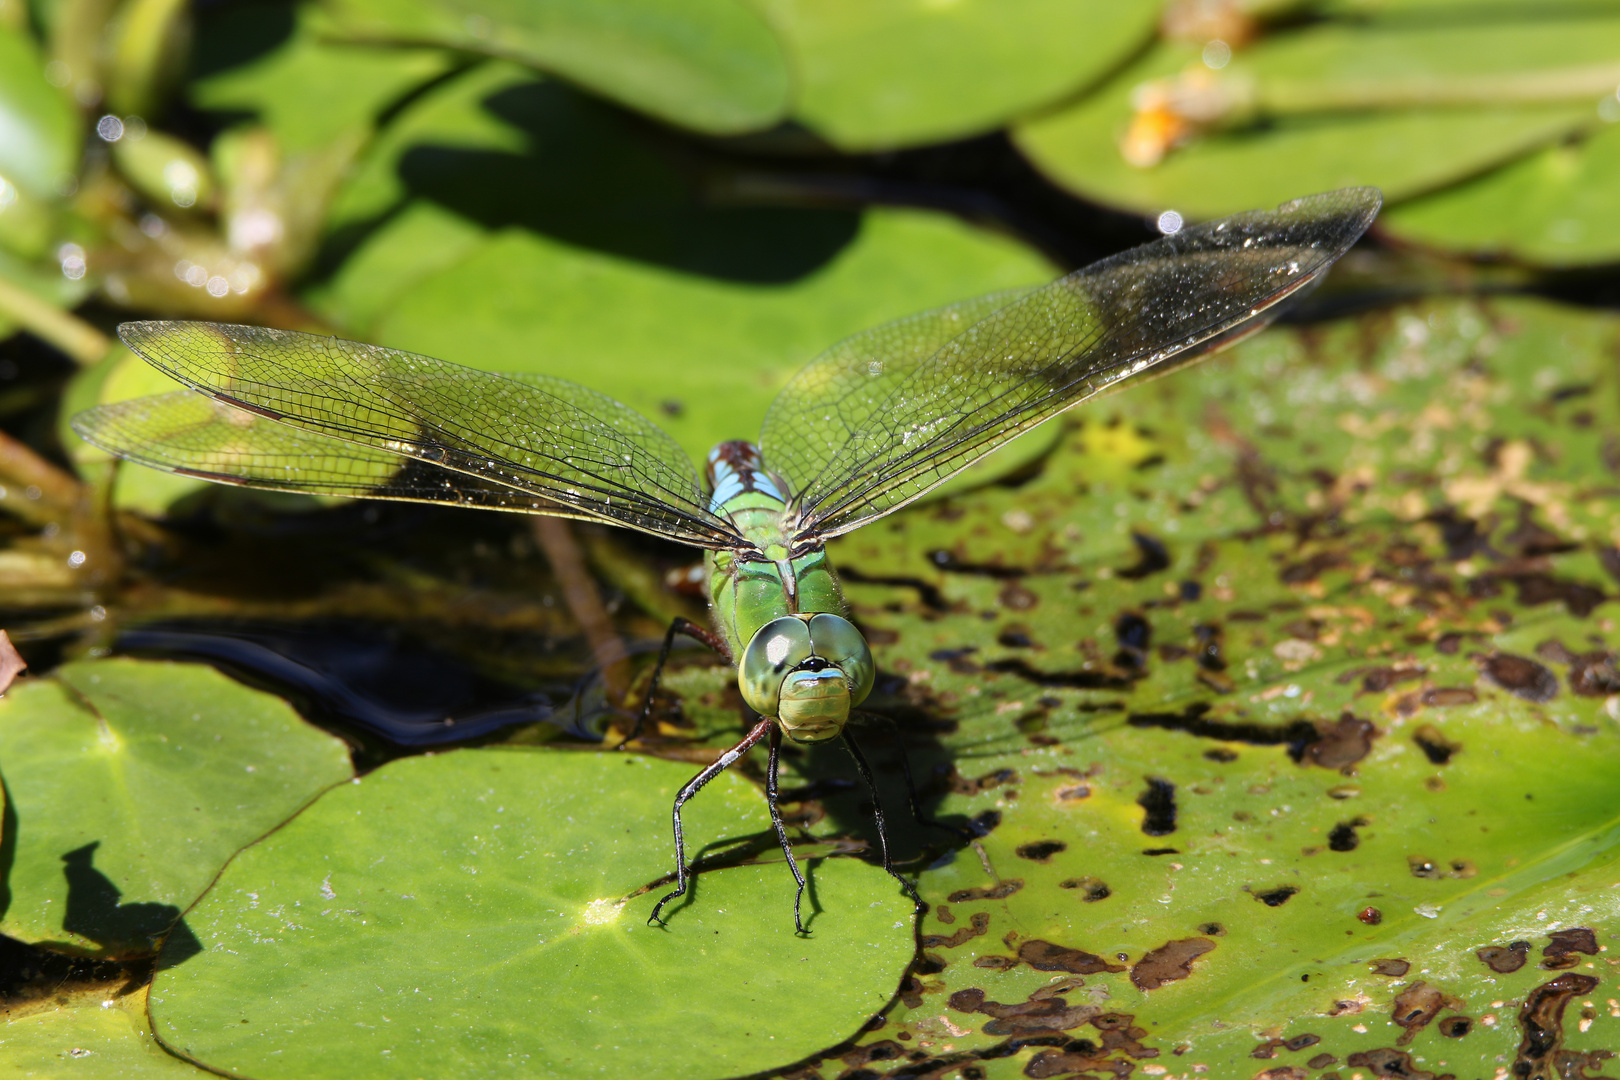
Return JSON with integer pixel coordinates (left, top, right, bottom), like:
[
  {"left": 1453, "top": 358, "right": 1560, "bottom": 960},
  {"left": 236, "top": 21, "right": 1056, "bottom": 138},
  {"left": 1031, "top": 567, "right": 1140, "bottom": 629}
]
[
  {"left": 756, "top": 0, "right": 1160, "bottom": 151},
  {"left": 1012, "top": 11, "right": 1616, "bottom": 219},
  {"left": 0, "top": 658, "right": 354, "bottom": 956},
  {"left": 188, "top": 1, "right": 457, "bottom": 154},
  {"left": 319, "top": 0, "right": 789, "bottom": 135},
  {"left": 147, "top": 748, "right": 918, "bottom": 1079},
  {"left": 0, "top": 987, "right": 202, "bottom": 1077},
  {"left": 1381, "top": 115, "right": 1620, "bottom": 266},
  {"left": 732, "top": 295, "right": 1620, "bottom": 1075}
]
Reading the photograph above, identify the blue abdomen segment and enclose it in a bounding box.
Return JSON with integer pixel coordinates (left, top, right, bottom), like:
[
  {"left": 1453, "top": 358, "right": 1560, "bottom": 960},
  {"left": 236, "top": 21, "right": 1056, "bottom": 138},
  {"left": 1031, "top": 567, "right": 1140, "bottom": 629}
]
[{"left": 706, "top": 441, "right": 787, "bottom": 516}]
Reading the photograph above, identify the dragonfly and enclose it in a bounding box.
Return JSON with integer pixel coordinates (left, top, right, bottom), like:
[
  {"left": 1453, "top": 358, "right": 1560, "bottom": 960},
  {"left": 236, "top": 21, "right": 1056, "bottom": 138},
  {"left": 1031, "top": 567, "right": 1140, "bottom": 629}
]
[{"left": 73, "top": 187, "right": 1380, "bottom": 932}]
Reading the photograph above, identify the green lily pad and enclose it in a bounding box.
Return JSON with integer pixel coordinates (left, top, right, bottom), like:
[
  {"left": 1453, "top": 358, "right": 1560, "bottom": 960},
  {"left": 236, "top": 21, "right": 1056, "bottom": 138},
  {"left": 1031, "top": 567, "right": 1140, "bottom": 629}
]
[
  {"left": 1381, "top": 115, "right": 1620, "bottom": 266},
  {"left": 0, "top": 658, "right": 354, "bottom": 956},
  {"left": 320, "top": 0, "right": 789, "bottom": 135},
  {"left": 784, "top": 295, "right": 1620, "bottom": 1075},
  {"left": 756, "top": 0, "right": 1160, "bottom": 151},
  {"left": 0, "top": 987, "right": 203, "bottom": 1077},
  {"left": 147, "top": 748, "right": 917, "bottom": 1079},
  {"left": 1012, "top": 14, "right": 1613, "bottom": 219},
  {"left": 189, "top": 1, "right": 457, "bottom": 154},
  {"left": 0, "top": 21, "right": 80, "bottom": 202}
]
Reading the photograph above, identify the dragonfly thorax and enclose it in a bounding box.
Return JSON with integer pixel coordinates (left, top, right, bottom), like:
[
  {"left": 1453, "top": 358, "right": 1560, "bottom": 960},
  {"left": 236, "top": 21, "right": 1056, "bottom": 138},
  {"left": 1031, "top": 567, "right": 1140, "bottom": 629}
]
[{"left": 739, "top": 614, "right": 874, "bottom": 741}]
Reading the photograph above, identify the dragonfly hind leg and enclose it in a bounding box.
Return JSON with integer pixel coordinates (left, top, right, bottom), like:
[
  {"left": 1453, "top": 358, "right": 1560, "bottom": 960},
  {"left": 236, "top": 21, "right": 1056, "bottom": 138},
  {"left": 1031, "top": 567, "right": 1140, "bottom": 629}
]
[
  {"left": 649, "top": 717, "right": 772, "bottom": 927},
  {"left": 620, "top": 616, "right": 730, "bottom": 748},
  {"left": 842, "top": 730, "right": 924, "bottom": 914}
]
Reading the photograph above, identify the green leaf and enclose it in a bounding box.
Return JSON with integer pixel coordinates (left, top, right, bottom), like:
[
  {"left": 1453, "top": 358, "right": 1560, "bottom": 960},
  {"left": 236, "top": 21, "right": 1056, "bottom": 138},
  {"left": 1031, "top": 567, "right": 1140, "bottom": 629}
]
[
  {"left": 0, "top": 21, "right": 80, "bottom": 202},
  {"left": 147, "top": 748, "right": 918, "bottom": 1079},
  {"left": 0, "top": 658, "right": 354, "bottom": 956},
  {"left": 1380, "top": 116, "right": 1620, "bottom": 266},
  {"left": 189, "top": 1, "right": 457, "bottom": 154},
  {"left": 755, "top": 0, "right": 1160, "bottom": 151},
  {"left": 1012, "top": 12, "right": 1616, "bottom": 218},
  {"left": 320, "top": 0, "right": 789, "bottom": 135},
  {"left": 0, "top": 987, "right": 205, "bottom": 1077},
  {"left": 798, "top": 294, "right": 1620, "bottom": 1076}
]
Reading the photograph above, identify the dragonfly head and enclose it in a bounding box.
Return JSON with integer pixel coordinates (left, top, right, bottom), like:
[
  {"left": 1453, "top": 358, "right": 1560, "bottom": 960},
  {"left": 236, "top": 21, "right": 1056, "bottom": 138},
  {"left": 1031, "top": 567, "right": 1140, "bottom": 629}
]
[{"left": 739, "top": 614, "right": 874, "bottom": 743}]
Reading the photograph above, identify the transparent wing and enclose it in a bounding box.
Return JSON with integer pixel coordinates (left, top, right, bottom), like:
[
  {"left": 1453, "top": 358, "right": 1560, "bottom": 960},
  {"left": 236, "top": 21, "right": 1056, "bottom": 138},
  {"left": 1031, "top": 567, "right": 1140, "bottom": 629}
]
[
  {"left": 762, "top": 188, "right": 1381, "bottom": 542},
  {"left": 74, "top": 390, "right": 595, "bottom": 514},
  {"left": 82, "top": 322, "right": 743, "bottom": 548}
]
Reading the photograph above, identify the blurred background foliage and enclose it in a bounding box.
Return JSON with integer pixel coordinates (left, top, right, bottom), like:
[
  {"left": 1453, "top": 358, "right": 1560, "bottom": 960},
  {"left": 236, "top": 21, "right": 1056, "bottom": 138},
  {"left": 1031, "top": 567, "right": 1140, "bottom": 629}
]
[{"left": 2, "top": 0, "right": 1620, "bottom": 1077}]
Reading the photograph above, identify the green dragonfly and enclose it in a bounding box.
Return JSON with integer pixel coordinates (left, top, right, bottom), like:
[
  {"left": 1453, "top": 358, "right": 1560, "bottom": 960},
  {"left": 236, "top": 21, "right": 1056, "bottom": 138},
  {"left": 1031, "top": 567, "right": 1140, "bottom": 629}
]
[{"left": 73, "top": 187, "right": 1380, "bottom": 931}]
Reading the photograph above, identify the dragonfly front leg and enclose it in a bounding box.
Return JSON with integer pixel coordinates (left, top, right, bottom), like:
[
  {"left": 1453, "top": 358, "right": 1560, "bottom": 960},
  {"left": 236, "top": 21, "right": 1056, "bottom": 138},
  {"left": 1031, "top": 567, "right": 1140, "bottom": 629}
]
[
  {"left": 620, "top": 616, "right": 731, "bottom": 747},
  {"left": 842, "top": 730, "right": 925, "bottom": 914},
  {"left": 649, "top": 717, "right": 773, "bottom": 927},
  {"left": 766, "top": 726, "right": 810, "bottom": 935}
]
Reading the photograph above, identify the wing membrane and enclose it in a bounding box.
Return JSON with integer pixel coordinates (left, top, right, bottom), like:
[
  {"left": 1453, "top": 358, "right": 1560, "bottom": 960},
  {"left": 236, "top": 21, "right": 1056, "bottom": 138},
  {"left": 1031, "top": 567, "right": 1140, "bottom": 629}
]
[
  {"left": 74, "top": 390, "right": 594, "bottom": 513},
  {"left": 85, "top": 322, "right": 743, "bottom": 548},
  {"left": 762, "top": 188, "right": 1381, "bottom": 541}
]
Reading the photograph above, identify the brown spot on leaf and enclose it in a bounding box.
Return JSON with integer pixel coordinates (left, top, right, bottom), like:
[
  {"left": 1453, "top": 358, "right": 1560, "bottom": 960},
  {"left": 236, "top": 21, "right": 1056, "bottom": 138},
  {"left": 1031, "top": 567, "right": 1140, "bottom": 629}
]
[
  {"left": 1136, "top": 777, "right": 1176, "bottom": 835},
  {"left": 972, "top": 955, "right": 1019, "bottom": 970},
  {"left": 1307, "top": 1053, "right": 1338, "bottom": 1069},
  {"left": 1421, "top": 686, "right": 1477, "bottom": 707},
  {"left": 948, "top": 985, "right": 1099, "bottom": 1037},
  {"left": 1438, "top": 1016, "right": 1471, "bottom": 1037},
  {"left": 1252, "top": 1068, "right": 1309, "bottom": 1080},
  {"left": 1542, "top": 927, "right": 1599, "bottom": 970},
  {"left": 1329, "top": 817, "right": 1368, "bottom": 852},
  {"left": 1345, "top": 1048, "right": 1445, "bottom": 1079},
  {"left": 1253, "top": 885, "right": 1299, "bottom": 907},
  {"left": 1339, "top": 664, "right": 1425, "bottom": 694},
  {"left": 998, "top": 581, "right": 1038, "bottom": 611},
  {"left": 1478, "top": 652, "right": 1559, "bottom": 702},
  {"left": 1391, "top": 981, "right": 1463, "bottom": 1045},
  {"left": 997, "top": 624, "right": 1036, "bottom": 648},
  {"left": 1369, "top": 959, "right": 1410, "bottom": 977},
  {"left": 1130, "top": 937, "right": 1216, "bottom": 991},
  {"left": 1477, "top": 942, "right": 1529, "bottom": 973},
  {"left": 947, "top": 880, "right": 1023, "bottom": 903},
  {"left": 921, "top": 912, "right": 989, "bottom": 948},
  {"left": 1017, "top": 940, "right": 1127, "bottom": 975},
  {"left": 1059, "top": 877, "right": 1111, "bottom": 901},
  {"left": 1304, "top": 713, "right": 1377, "bottom": 770},
  {"left": 1015, "top": 841, "right": 1067, "bottom": 862},
  {"left": 1515, "top": 973, "right": 1600, "bottom": 1080},
  {"left": 1412, "top": 724, "right": 1461, "bottom": 765}
]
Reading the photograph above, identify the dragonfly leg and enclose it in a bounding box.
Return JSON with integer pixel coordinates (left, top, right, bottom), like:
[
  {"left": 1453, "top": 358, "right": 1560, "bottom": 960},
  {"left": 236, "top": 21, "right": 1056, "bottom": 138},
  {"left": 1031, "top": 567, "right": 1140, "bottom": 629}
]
[
  {"left": 766, "top": 726, "right": 809, "bottom": 935},
  {"left": 649, "top": 717, "right": 773, "bottom": 927},
  {"left": 620, "top": 616, "right": 729, "bottom": 748},
  {"left": 861, "top": 712, "right": 976, "bottom": 842},
  {"left": 842, "top": 730, "right": 924, "bottom": 914}
]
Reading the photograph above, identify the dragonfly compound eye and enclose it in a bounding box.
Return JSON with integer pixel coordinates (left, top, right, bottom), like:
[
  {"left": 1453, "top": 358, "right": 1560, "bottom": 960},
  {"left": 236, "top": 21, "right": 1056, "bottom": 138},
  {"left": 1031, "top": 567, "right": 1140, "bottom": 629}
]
[{"left": 739, "top": 614, "right": 875, "bottom": 742}]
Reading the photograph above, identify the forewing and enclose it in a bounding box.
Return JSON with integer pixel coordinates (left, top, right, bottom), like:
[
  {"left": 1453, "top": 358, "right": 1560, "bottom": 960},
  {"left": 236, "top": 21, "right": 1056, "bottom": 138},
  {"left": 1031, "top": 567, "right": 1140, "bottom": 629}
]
[
  {"left": 767, "top": 188, "right": 1381, "bottom": 541},
  {"left": 758, "top": 286, "right": 1035, "bottom": 495},
  {"left": 73, "top": 390, "right": 588, "bottom": 513},
  {"left": 96, "top": 322, "right": 742, "bottom": 547}
]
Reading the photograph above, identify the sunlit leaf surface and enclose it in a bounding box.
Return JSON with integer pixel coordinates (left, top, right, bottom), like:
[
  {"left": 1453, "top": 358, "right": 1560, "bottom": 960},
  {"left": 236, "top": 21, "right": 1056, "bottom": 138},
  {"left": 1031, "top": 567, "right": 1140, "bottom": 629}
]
[
  {"left": 756, "top": 0, "right": 1160, "bottom": 151},
  {"left": 749, "top": 295, "right": 1620, "bottom": 1077},
  {"left": 148, "top": 750, "right": 917, "bottom": 1079},
  {"left": 0, "top": 659, "right": 353, "bottom": 956}
]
